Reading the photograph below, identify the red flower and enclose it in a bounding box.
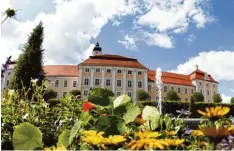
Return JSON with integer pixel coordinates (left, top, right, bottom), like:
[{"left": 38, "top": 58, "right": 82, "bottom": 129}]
[{"left": 83, "top": 100, "right": 95, "bottom": 112}]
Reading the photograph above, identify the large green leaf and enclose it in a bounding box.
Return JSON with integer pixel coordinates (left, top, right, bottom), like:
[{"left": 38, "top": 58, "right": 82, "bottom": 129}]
[
  {"left": 69, "top": 120, "right": 82, "bottom": 145},
  {"left": 142, "top": 106, "right": 160, "bottom": 130},
  {"left": 123, "top": 103, "right": 141, "bottom": 124},
  {"left": 94, "top": 116, "right": 120, "bottom": 135},
  {"left": 117, "top": 120, "right": 128, "bottom": 135},
  {"left": 113, "top": 94, "right": 132, "bottom": 108},
  {"left": 57, "top": 129, "right": 70, "bottom": 148},
  {"left": 13, "top": 122, "right": 43, "bottom": 150}
]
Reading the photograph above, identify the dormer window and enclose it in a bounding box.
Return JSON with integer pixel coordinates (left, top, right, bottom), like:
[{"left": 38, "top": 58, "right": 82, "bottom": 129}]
[{"left": 204, "top": 73, "right": 209, "bottom": 80}]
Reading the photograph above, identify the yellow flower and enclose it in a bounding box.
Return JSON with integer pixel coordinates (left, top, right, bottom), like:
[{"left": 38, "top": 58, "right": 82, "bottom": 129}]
[
  {"left": 228, "top": 125, "right": 234, "bottom": 135},
  {"left": 102, "top": 135, "right": 126, "bottom": 145},
  {"left": 81, "top": 130, "right": 104, "bottom": 146},
  {"left": 44, "top": 145, "right": 67, "bottom": 150},
  {"left": 135, "top": 131, "right": 161, "bottom": 139},
  {"left": 164, "top": 138, "right": 185, "bottom": 146},
  {"left": 192, "top": 130, "right": 204, "bottom": 136},
  {"left": 127, "top": 138, "right": 168, "bottom": 150},
  {"left": 197, "top": 106, "right": 230, "bottom": 118},
  {"left": 165, "top": 130, "right": 177, "bottom": 136}
]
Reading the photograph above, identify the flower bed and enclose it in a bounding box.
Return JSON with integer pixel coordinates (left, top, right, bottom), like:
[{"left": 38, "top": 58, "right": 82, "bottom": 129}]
[{"left": 1, "top": 82, "right": 234, "bottom": 150}]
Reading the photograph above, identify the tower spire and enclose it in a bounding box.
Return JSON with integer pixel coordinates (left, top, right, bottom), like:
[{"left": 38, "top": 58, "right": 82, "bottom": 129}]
[{"left": 92, "top": 37, "right": 102, "bottom": 56}]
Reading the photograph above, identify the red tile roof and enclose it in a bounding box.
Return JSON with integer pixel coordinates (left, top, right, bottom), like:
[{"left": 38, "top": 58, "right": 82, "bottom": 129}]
[
  {"left": 189, "top": 69, "right": 218, "bottom": 83},
  {"left": 148, "top": 70, "right": 195, "bottom": 87},
  {"left": 79, "top": 54, "right": 148, "bottom": 69},
  {"left": 43, "top": 65, "right": 78, "bottom": 77}
]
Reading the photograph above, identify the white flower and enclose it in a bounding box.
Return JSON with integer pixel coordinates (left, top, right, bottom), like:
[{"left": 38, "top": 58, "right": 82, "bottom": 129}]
[
  {"left": 8, "top": 89, "right": 15, "bottom": 96},
  {"left": 31, "top": 78, "right": 38, "bottom": 83},
  {"left": 22, "top": 113, "right": 29, "bottom": 119}
]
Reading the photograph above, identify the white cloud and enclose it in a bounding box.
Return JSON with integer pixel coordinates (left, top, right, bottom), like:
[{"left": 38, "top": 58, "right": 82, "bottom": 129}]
[
  {"left": 171, "top": 51, "right": 234, "bottom": 81},
  {"left": 118, "top": 0, "right": 213, "bottom": 49},
  {"left": 221, "top": 94, "right": 231, "bottom": 104},
  {"left": 1, "top": 0, "right": 139, "bottom": 65},
  {"left": 143, "top": 33, "right": 173, "bottom": 48},
  {"left": 118, "top": 35, "right": 137, "bottom": 50},
  {"left": 137, "top": 0, "right": 212, "bottom": 33},
  {"left": 187, "top": 33, "right": 196, "bottom": 43}
]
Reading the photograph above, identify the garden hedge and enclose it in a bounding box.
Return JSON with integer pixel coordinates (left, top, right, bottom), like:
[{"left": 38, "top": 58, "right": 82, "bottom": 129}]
[{"left": 138, "top": 101, "right": 234, "bottom": 118}]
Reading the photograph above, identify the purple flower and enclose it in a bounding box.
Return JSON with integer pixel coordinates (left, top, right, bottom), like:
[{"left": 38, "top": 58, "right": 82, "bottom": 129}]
[{"left": 176, "top": 109, "right": 191, "bottom": 116}]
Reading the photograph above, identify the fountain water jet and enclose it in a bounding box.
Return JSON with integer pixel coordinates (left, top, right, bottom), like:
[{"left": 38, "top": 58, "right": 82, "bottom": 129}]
[{"left": 156, "top": 68, "right": 163, "bottom": 115}]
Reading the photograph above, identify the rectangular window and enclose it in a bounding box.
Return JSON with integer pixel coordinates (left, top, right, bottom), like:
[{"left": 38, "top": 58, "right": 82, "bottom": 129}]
[
  {"left": 95, "top": 79, "right": 100, "bottom": 86},
  {"left": 84, "top": 90, "right": 88, "bottom": 96},
  {"left": 207, "top": 90, "right": 210, "bottom": 95},
  {"left": 191, "top": 89, "right": 194, "bottom": 94},
  {"left": 200, "top": 89, "right": 203, "bottom": 94},
  {"left": 117, "top": 80, "right": 121, "bottom": 87},
  {"left": 171, "top": 87, "right": 174, "bottom": 91},
  {"left": 207, "top": 84, "right": 209, "bottom": 86},
  {"left": 185, "top": 98, "right": 188, "bottom": 101},
  {"left": 106, "top": 79, "right": 111, "bottom": 86},
  {"left": 213, "top": 85, "right": 215, "bottom": 88},
  {"left": 117, "top": 92, "right": 121, "bottom": 97},
  {"left": 127, "top": 80, "right": 132, "bottom": 88},
  {"left": 128, "top": 70, "right": 132, "bottom": 74},
  {"left": 156, "top": 97, "right": 159, "bottom": 101},
  {"left": 55, "top": 92, "right": 58, "bottom": 97},
  {"left": 48, "top": 80, "right": 51, "bottom": 83},
  {"left": 85, "top": 68, "right": 90, "bottom": 72},
  {"left": 55, "top": 80, "right": 59, "bottom": 87},
  {"left": 63, "top": 92, "right": 67, "bottom": 97},
  {"left": 138, "top": 71, "right": 142, "bottom": 75},
  {"left": 96, "top": 68, "right": 100, "bottom": 72},
  {"left": 6, "top": 80, "right": 9, "bottom": 86},
  {"left": 185, "top": 88, "right": 188, "bottom": 94},
  {"left": 64, "top": 80, "right": 68, "bottom": 87},
  {"left": 117, "top": 69, "right": 122, "bottom": 73},
  {"left": 8, "top": 72, "right": 11, "bottom": 75},
  {"left": 73, "top": 81, "right": 77, "bottom": 87},
  {"left": 138, "top": 81, "right": 142, "bottom": 88},
  {"left": 148, "top": 85, "right": 152, "bottom": 91},
  {"left": 164, "top": 86, "right": 167, "bottom": 92},
  {"left": 178, "top": 87, "right": 181, "bottom": 93},
  {"left": 84, "top": 78, "right": 89, "bottom": 85},
  {"left": 127, "top": 92, "right": 132, "bottom": 97},
  {"left": 164, "top": 97, "right": 166, "bottom": 100},
  {"left": 106, "top": 69, "right": 111, "bottom": 73}
]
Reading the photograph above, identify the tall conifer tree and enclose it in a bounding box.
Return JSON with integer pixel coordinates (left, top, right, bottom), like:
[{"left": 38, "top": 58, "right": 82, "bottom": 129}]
[{"left": 10, "top": 22, "right": 45, "bottom": 90}]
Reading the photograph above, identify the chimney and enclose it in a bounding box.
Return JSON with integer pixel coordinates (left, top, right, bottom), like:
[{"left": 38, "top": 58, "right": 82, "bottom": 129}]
[{"left": 195, "top": 65, "right": 199, "bottom": 69}]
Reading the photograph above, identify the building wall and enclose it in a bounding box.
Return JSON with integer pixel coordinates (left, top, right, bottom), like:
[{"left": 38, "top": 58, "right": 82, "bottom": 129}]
[
  {"left": 148, "top": 82, "right": 195, "bottom": 102},
  {"left": 1, "top": 67, "right": 14, "bottom": 89},
  {"left": 78, "top": 65, "right": 148, "bottom": 102},
  {"left": 192, "top": 79, "right": 218, "bottom": 102}
]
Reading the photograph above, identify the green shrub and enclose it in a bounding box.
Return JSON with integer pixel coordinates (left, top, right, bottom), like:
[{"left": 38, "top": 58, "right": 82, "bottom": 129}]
[
  {"left": 47, "top": 98, "right": 60, "bottom": 107},
  {"left": 69, "top": 89, "right": 81, "bottom": 98},
  {"left": 230, "top": 97, "right": 234, "bottom": 104},
  {"left": 44, "top": 88, "right": 57, "bottom": 101},
  {"left": 136, "top": 90, "right": 150, "bottom": 101},
  {"left": 166, "top": 90, "right": 180, "bottom": 101},
  {"left": 139, "top": 100, "right": 234, "bottom": 118},
  {"left": 191, "top": 92, "right": 204, "bottom": 102},
  {"left": 213, "top": 93, "right": 222, "bottom": 103},
  {"left": 88, "top": 88, "right": 114, "bottom": 106}
]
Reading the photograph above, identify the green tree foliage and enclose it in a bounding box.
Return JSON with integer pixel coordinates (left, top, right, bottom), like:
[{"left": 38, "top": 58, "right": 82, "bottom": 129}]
[
  {"left": 213, "top": 93, "right": 222, "bottom": 103},
  {"left": 165, "top": 90, "right": 180, "bottom": 101},
  {"left": 231, "top": 97, "right": 234, "bottom": 104},
  {"left": 88, "top": 88, "right": 114, "bottom": 106},
  {"left": 191, "top": 92, "right": 204, "bottom": 102},
  {"left": 69, "top": 89, "right": 81, "bottom": 97},
  {"left": 44, "top": 88, "right": 57, "bottom": 101},
  {"left": 136, "top": 90, "right": 150, "bottom": 101},
  {"left": 10, "top": 22, "right": 45, "bottom": 91}
]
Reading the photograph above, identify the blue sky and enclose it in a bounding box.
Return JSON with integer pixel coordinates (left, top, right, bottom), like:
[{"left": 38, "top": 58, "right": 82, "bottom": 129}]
[{"left": 1, "top": 0, "right": 234, "bottom": 102}]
